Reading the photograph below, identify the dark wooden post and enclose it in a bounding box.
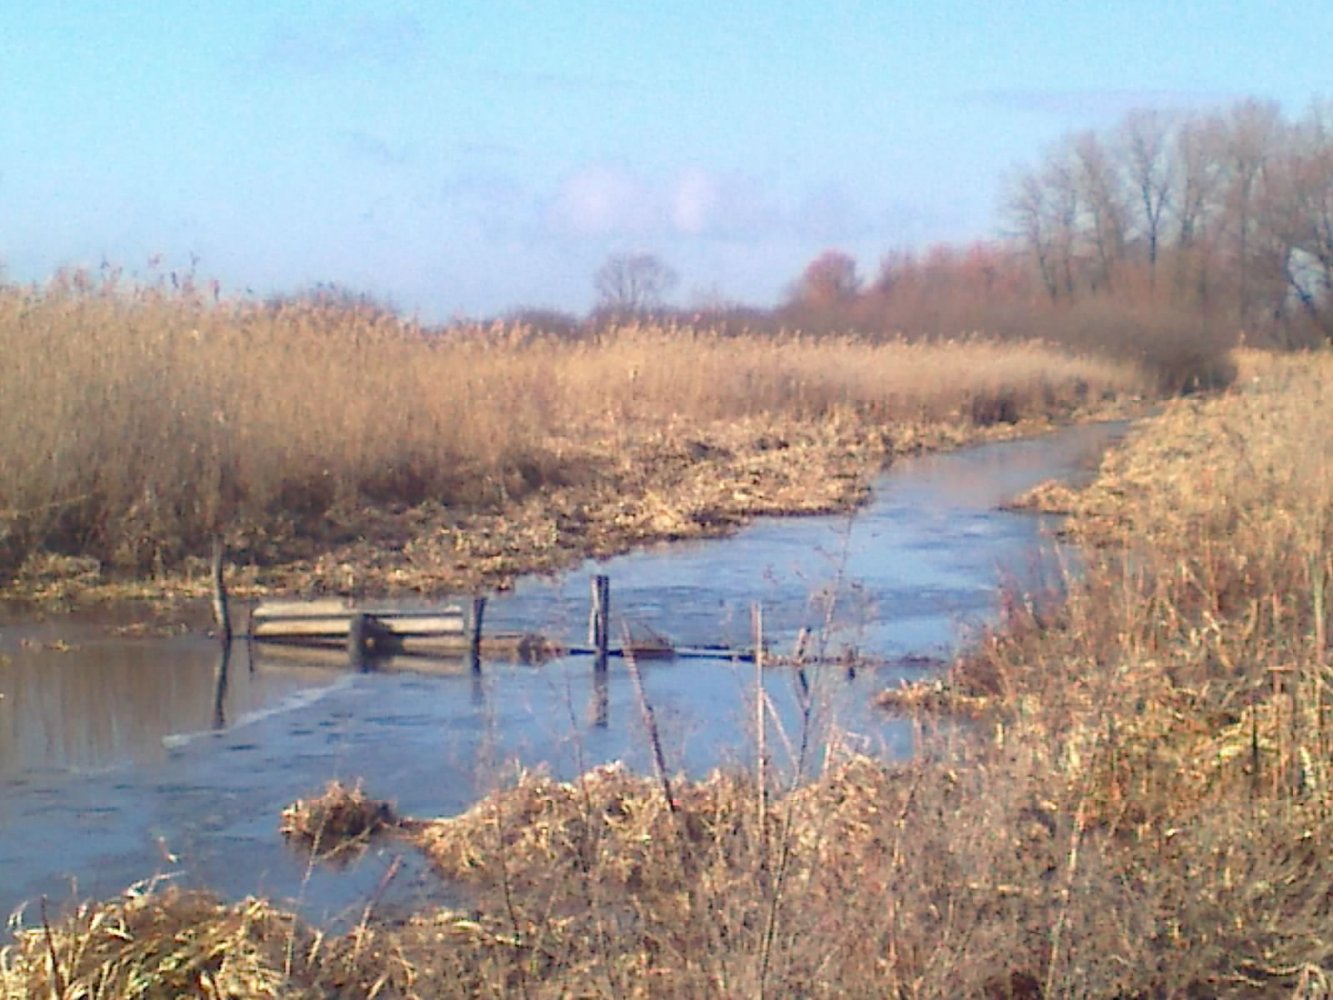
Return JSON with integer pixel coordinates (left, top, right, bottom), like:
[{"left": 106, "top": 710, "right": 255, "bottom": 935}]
[
  {"left": 590, "top": 574, "right": 610, "bottom": 676},
  {"left": 348, "top": 613, "right": 366, "bottom": 665},
  {"left": 469, "top": 595, "right": 487, "bottom": 675},
  {"left": 348, "top": 613, "right": 371, "bottom": 668},
  {"left": 210, "top": 535, "right": 232, "bottom": 646}
]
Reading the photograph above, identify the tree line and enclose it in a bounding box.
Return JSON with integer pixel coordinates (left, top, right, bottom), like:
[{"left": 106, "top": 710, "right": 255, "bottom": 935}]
[
  {"left": 1002, "top": 98, "right": 1333, "bottom": 344},
  {"left": 779, "top": 98, "right": 1333, "bottom": 349},
  {"left": 534, "top": 97, "right": 1333, "bottom": 379}
]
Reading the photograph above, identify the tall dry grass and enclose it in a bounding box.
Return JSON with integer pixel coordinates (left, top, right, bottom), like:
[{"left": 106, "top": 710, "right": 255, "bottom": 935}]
[
  {"left": 7, "top": 349, "right": 1332, "bottom": 995},
  {"left": 0, "top": 278, "right": 1150, "bottom": 583},
  {"left": 909, "top": 347, "right": 1333, "bottom": 993}
]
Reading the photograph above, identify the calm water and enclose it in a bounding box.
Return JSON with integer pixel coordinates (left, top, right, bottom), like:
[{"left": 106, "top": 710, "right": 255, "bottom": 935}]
[{"left": 0, "top": 422, "right": 1127, "bottom": 923}]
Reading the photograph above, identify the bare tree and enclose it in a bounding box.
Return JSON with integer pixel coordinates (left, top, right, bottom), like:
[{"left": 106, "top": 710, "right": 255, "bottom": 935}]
[
  {"left": 1171, "top": 114, "right": 1223, "bottom": 252},
  {"left": 997, "top": 96, "right": 1333, "bottom": 345},
  {"left": 1116, "top": 109, "right": 1175, "bottom": 280},
  {"left": 1214, "top": 99, "right": 1286, "bottom": 324},
  {"left": 1073, "top": 131, "right": 1129, "bottom": 291},
  {"left": 593, "top": 252, "right": 678, "bottom": 315},
  {"left": 1005, "top": 168, "right": 1061, "bottom": 301},
  {"left": 1160, "top": 113, "right": 1225, "bottom": 305},
  {"left": 1003, "top": 147, "right": 1087, "bottom": 301},
  {"left": 1264, "top": 101, "right": 1333, "bottom": 342},
  {"left": 1043, "top": 152, "right": 1082, "bottom": 299}
]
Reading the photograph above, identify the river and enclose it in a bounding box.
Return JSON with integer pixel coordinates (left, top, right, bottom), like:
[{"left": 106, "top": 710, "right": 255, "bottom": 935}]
[{"left": 0, "top": 421, "right": 1127, "bottom": 925}]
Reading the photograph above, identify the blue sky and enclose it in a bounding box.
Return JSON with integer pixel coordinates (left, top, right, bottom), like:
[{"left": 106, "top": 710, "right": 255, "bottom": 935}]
[{"left": 2, "top": 2, "right": 1330, "bottom": 320}]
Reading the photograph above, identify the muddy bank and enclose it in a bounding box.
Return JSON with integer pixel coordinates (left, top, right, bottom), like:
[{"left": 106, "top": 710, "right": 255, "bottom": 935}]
[{"left": 4, "top": 404, "right": 1143, "bottom": 607}]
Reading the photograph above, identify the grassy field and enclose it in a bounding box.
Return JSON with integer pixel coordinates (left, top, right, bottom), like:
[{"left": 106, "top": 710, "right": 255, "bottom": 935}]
[
  {"left": 4, "top": 348, "right": 1331, "bottom": 995},
  {"left": 0, "top": 281, "right": 1152, "bottom": 600}
]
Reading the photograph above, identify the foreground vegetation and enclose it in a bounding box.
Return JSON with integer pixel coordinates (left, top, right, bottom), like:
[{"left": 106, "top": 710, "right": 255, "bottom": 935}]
[
  {"left": 0, "top": 278, "right": 1153, "bottom": 601},
  {"left": 3, "top": 347, "right": 1329, "bottom": 996}
]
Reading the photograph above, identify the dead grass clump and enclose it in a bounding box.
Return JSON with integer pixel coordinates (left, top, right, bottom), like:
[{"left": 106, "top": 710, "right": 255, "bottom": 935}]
[
  {"left": 1002, "top": 477, "right": 1081, "bottom": 514},
  {"left": 874, "top": 677, "right": 997, "bottom": 716},
  {"left": 415, "top": 762, "right": 757, "bottom": 899},
  {"left": 396, "top": 752, "right": 1035, "bottom": 996},
  {"left": 0, "top": 886, "right": 301, "bottom": 999},
  {"left": 280, "top": 780, "right": 398, "bottom": 861}
]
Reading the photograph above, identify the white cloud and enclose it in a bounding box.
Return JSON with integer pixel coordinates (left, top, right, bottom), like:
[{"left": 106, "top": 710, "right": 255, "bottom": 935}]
[
  {"left": 546, "top": 163, "right": 655, "bottom": 236},
  {"left": 546, "top": 162, "right": 784, "bottom": 240}
]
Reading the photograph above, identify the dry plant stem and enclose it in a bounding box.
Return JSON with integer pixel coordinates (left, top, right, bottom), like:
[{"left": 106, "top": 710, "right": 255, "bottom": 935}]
[
  {"left": 355, "top": 854, "right": 402, "bottom": 947},
  {"left": 490, "top": 793, "right": 532, "bottom": 1000},
  {"left": 754, "top": 602, "right": 767, "bottom": 870},
  {"left": 559, "top": 685, "right": 618, "bottom": 995},
  {"left": 38, "top": 897, "right": 65, "bottom": 999},
  {"left": 626, "top": 636, "right": 677, "bottom": 820},
  {"left": 1044, "top": 793, "right": 1088, "bottom": 997},
  {"left": 286, "top": 830, "right": 321, "bottom": 980},
  {"left": 758, "top": 660, "right": 821, "bottom": 996},
  {"left": 626, "top": 636, "right": 718, "bottom": 984}
]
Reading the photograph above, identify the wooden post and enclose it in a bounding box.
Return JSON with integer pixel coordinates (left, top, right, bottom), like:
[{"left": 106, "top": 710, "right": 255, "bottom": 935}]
[
  {"left": 469, "top": 596, "right": 487, "bottom": 675},
  {"left": 591, "top": 574, "right": 610, "bottom": 676},
  {"left": 348, "top": 613, "right": 366, "bottom": 666},
  {"left": 348, "top": 613, "right": 371, "bottom": 667},
  {"left": 210, "top": 535, "right": 232, "bottom": 646}
]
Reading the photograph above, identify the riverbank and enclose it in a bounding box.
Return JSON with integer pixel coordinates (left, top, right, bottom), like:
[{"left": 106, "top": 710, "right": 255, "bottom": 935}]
[
  {"left": 11, "top": 408, "right": 1139, "bottom": 610},
  {"left": 5, "top": 347, "right": 1326, "bottom": 996},
  {"left": 0, "top": 284, "right": 1154, "bottom": 605}
]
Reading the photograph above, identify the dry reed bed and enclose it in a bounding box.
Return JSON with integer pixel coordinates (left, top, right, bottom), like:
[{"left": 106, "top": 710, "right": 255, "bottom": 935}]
[
  {"left": 0, "top": 888, "right": 302, "bottom": 999},
  {"left": 0, "top": 282, "right": 1148, "bottom": 600},
  {"left": 880, "top": 347, "right": 1333, "bottom": 993},
  {"left": 11, "top": 337, "right": 1333, "bottom": 1000}
]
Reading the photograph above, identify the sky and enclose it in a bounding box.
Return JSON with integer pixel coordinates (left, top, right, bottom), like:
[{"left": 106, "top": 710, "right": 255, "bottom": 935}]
[{"left": 2, "top": 2, "right": 1331, "bottom": 321}]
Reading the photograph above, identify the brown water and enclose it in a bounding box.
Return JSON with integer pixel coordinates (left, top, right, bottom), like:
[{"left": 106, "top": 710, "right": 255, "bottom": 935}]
[{"left": 0, "top": 422, "right": 1128, "bottom": 924}]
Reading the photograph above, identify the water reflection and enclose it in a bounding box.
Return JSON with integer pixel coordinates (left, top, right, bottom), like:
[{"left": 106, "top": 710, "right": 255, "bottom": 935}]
[
  {"left": 212, "top": 642, "right": 229, "bottom": 730},
  {"left": 0, "top": 632, "right": 346, "bottom": 778}
]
